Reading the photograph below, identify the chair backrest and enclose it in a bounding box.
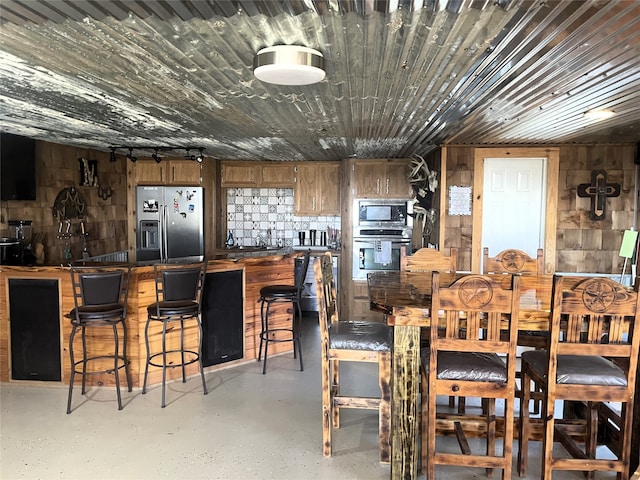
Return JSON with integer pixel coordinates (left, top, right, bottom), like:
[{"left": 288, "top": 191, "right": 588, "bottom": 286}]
[
  {"left": 548, "top": 275, "right": 640, "bottom": 396},
  {"left": 428, "top": 272, "right": 521, "bottom": 376},
  {"left": 313, "top": 252, "right": 338, "bottom": 347},
  {"left": 154, "top": 261, "right": 206, "bottom": 305},
  {"left": 71, "top": 265, "right": 130, "bottom": 309},
  {"left": 401, "top": 247, "right": 457, "bottom": 273},
  {"left": 294, "top": 249, "right": 312, "bottom": 294},
  {"left": 483, "top": 247, "right": 544, "bottom": 274}
]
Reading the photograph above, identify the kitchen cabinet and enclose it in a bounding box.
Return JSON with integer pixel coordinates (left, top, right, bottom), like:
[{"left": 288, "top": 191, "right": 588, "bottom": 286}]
[
  {"left": 135, "top": 160, "right": 201, "bottom": 185},
  {"left": 294, "top": 162, "right": 341, "bottom": 215},
  {"left": 260, "top": 163, "right": 295, "bottom": 187},
  {"left": 351, "top": 159, "right": 411, "bottom": 198},
  {"left": 221, "top": 162, "right": 258, "bottom": 187},
  {"left": 221, "top": 162, "right": 295, "bottom": 188}
]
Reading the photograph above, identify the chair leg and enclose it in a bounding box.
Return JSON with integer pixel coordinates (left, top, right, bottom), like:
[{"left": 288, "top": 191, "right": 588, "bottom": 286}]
[
  {"left": 331, "top": 358, "right": 340, "bottom": 428},
  {"left": 66, "top": 324, "right": 78, "bottom": 414},
  {"left": 294, "top": 300, "right": 303, "bottom": 371},
  {"left": 321, "top": 348, "right": 332, "bottom": 457},
  {"left": 378, "top": 352, "right": 391, "bottom": 464},
  {"left": 161, "top": 319, "right": 168, "bottom": 408},
  {"left": 112, "top": 323, "right": 123, "bottom": 411},
  {"left": 485, "top": 398, "right": 496, "bottom": 478},
  {"left": 121, "top": 320, "right": 132, "bottom": 392},
  {"left": 517, "top": 368, "right": 532, "bottom": 477},
  {"left": 196, "top": 315, "right": 208, "bottom": 396},
  {"left": 257, "top": 298, "right": 266, "bottom": 362},
  {"left": 542, "top": 387, "right": 555, "bottom": 480},
  {"left": 142, "top": 317, "right": 152, "bottom": 394},
  {"left": 261, "top": 301, "right": 271, "bottom": 374},
  {"left": 81, "top": 326, "right": 88, "bottom": 394}
]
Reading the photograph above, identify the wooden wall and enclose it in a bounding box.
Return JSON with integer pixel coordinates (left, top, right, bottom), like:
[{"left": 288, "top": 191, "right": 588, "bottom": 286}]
[
  {"left": 0, "top": 142, "right": 128, "bottom": 265},
  {"left": 441, "top": 144, "right": 637, "bottom": 274}
]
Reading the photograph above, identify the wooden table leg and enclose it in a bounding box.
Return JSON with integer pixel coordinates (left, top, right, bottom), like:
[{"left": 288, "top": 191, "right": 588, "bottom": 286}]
[{"left": 390, "top": 324, "right": 421, "bottom": 480}]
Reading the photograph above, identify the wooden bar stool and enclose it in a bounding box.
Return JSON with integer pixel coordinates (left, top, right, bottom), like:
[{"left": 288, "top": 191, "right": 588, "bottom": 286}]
[
  {"left": 518, "top": 275, "right": 640, "bottom": 480},
  {"left": 66, "top": 264, "right": 132, "bottom": 413},
  {"left": 421, "top": 272, "right": 521, "bottom": 479},
  {"left": 315, "top": 252, "right": 392, "bottom": 463}
]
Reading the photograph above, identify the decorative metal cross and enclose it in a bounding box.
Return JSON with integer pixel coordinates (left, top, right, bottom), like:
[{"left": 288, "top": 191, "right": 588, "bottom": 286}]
[{"left": 577, "top": 170, "right": 620, "bottom": 221}]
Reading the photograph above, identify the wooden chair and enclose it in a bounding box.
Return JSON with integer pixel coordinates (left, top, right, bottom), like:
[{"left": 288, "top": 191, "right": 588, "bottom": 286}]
[
  {"left": 400, "top": 246, "right": 457, "bottom": 273},
  {"left": 517, "top": 276, "right": 640, "bottom": 480},
  {"left": 421, "top": 272, "right": 521, "bottom": 479},
  {"left": 483, "top": 247, "right": 546, "bottom": 413},
  {"left": 313, "top": 252, "right": 392, "bottom": 463}
]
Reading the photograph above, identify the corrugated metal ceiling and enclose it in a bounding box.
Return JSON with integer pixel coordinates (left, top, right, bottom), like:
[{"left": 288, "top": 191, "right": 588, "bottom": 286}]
[{"left": 0, "top": 0, "right": 638, "bottom": 161}]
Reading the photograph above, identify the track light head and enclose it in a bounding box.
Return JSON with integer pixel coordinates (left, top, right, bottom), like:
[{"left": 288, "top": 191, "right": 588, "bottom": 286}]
[
  {"left": 109, "top": 148, "right": 117, "bottom": 162},
  {"left": 195, "top": 148, "right": 205, "bottom": 164},
  {"left": 152, "top": 149, "right": 161, "bottom": 163},
  {"left": 126, "top": 148, "right": 137, "bottom": 162}
]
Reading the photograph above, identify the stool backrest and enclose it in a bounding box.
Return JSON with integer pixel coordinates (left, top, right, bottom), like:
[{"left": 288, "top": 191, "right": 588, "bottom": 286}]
[
  {"left": 294, "top": 249, "right": 312, "bottom": 294},
  {"left": 483, "top": 247, "right": 544, "bottom": 274},
  {"left": 548, "top": 276, "right": 640, "bottom": 393},
  {"left": 401, "top": 247, "right": 457, "bottom": 273},
  {"left": 70, "top": 265, "right": 130, "bottom": 310},
  {"left": 314, "top": 252, "right": 339, "bottom": 335},
  {"left": 154, "top": 261, "right": 206, "bottom": 305}
]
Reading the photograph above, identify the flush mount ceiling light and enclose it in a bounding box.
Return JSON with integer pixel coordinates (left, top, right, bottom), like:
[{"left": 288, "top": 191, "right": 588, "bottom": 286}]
[
  {"left": 253, "top": 45, "right": 325, "bottom": 86},
  {"left": 584, "top": 109, "right": 615, "bottom": 120}
]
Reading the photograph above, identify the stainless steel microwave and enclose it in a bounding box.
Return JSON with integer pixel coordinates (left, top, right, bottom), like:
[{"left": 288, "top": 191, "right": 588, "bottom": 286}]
[{"left": 353, "top": 199, "right": 413, "bottom": 227}]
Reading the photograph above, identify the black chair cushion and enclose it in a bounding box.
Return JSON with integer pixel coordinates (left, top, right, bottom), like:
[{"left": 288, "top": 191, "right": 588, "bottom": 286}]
[
  {"left": 329, "top": 321, "right": 392, "bottom": 352},
  {"left": 148, "top": 300, "right": 199, "bottom": 318},
  {"left": 260, "top": 285, "right": 298, "bottom": 299},
  {"left": 421, "top": 350, "right": 507, "bottom": 382},
  {"left": 68, "top": 304, "right": 125, "bottom": 322},
  {"left": 522, "top": 350, "right": 627, "bottom": 387}
]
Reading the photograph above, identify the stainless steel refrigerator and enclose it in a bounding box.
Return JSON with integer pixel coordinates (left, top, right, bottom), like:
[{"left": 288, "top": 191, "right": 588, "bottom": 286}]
[{"left": 136, "top": 186, "right": 204, "bottom": 264}]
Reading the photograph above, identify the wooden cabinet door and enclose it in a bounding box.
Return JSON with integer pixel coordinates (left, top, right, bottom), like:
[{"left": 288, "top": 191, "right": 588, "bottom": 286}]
[
  {"left": 221, "top": 163, "right": 258, "bottom": 187},
  {"left": 384, "top": 161, "right": 412, "bottom": 197},
  {"left": 317, "top": 163, "right": 340, "bottom": 214},
  {"left": 294, "top": 164, "right": 318, "bottom": 214},
  {"left": 352, "top": 160, "right": 410, "bottom": 198},
  {"left": 352, "top": 161, "right": 386, "bottom": 197},
  {"left": 135, "top": 161, "right": 166, "bottom": 184},
  {"left": 168, "top": 161, "right": 201, "bottom": 185},
  {"left": 261, "top": 163, "right": 295, "bottom": 187}
]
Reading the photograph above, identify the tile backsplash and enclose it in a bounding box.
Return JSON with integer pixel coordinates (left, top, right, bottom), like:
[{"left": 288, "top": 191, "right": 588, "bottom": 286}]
[{"left": 225, "top": 188, "right": 341, "bottom": 248}]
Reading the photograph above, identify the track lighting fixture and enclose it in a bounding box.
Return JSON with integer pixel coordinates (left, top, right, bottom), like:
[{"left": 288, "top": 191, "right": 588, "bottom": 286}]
[
  {"left": 109, "top": 146, "right": 206, "bottom": 163},
  {"left": 195, "top": 148, "right": 205, "bottom": 164}
]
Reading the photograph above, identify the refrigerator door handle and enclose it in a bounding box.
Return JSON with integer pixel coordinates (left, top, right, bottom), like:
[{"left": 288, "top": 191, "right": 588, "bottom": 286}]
[{"left": 161, "top": 204, "right": 168, "bottom": 262}]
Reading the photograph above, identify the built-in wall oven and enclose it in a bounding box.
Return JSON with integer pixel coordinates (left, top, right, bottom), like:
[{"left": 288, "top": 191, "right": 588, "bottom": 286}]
[{"left": 352, "top": 199, "right": 413, "bottom": 280}]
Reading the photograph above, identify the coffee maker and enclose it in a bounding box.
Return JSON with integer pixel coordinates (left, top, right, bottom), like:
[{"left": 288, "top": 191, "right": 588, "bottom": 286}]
[{"left": 8, "top": 220, "right": 34, "bottom": 264}]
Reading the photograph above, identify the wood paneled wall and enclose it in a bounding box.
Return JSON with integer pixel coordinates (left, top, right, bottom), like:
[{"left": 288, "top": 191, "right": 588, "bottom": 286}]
[
  {"left": 441, "top": 144, "right": 637, "bottom": 275},
  {"left": 0, "top": 142, "right": 128, "bottom": 265}
]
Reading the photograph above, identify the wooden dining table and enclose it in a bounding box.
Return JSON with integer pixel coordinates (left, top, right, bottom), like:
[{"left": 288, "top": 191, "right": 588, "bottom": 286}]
[{"left": 366, "top": 270, "right": 640, "bottom": 480}]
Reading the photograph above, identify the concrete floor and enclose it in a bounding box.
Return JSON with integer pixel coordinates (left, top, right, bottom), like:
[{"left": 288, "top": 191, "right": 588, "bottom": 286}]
[{"left": 0, "top": 315, "right": 620, "bottom": 480}]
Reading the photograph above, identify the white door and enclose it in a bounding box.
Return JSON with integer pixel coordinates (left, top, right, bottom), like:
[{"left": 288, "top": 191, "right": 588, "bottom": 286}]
[{"left": 481, "top": 158, "right": 546, "bottom": 258}]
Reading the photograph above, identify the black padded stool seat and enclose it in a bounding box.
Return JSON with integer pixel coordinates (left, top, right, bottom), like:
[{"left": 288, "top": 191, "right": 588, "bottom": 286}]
[
  {"left": 421, "top": 350, "right": 507, "bottom": 382},
  {"left": 521, "top": 350, "right": 627, "bottom": 386},
  {"left": 66, "top": 265, "right": 132, "bottom": 414},
  {"left": 142, "top": 261, "right": 208, "bottom": 408},
  {"left": 258, "top": 250, "right": 311, "bottom": 374},
  {"left": 328, "top": 321, "right": 392, "bottom": 351}
]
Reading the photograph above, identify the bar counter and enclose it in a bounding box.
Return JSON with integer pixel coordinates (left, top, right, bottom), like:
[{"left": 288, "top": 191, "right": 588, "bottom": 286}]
[{"left": 0, "top": 253, "right": 298, "bottom": 387}]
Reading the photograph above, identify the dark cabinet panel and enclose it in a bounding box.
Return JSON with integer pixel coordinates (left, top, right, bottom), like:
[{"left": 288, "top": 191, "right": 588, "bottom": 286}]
[
  {"left": 201, "top": 270, "right": 243, "bottom": 367},
  {"left": 9, "top": 279, "right": 61, "bottom": 381}
]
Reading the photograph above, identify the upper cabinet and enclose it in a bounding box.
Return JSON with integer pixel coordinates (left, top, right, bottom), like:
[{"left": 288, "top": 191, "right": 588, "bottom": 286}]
[
  {"left": 220, "top": 161, "right": 295, "bottom": 188},
  {"left": 134, "top": 160, "right": 201, "bottom": 185},
  {"left": 351, "top": 159, "right": 412, "bottom": 198},
  {"left": 294, "top": 163, "right": 341, "bottom": 215},
  {"left": 260, "top": 163, "right": 296, "bottom": 187}
]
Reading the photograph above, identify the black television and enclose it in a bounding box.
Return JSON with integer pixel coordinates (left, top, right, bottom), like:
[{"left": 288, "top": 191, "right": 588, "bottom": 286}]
[{"left": 1, "top": 132, "right": 37, "bottom": 201}]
